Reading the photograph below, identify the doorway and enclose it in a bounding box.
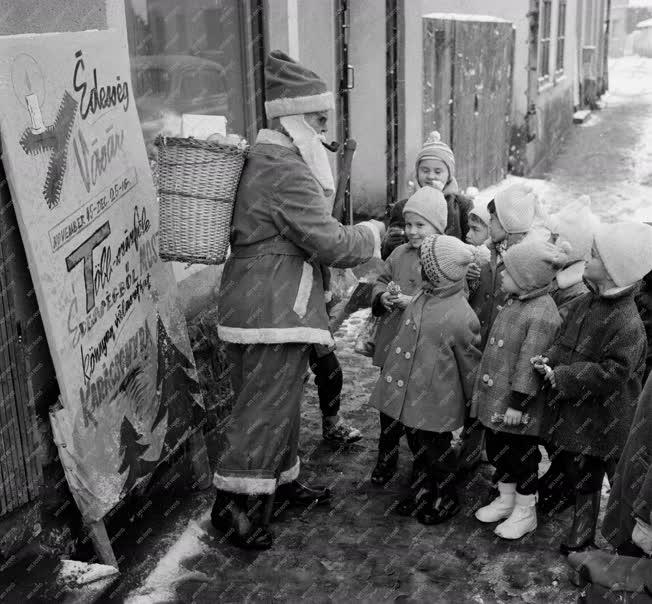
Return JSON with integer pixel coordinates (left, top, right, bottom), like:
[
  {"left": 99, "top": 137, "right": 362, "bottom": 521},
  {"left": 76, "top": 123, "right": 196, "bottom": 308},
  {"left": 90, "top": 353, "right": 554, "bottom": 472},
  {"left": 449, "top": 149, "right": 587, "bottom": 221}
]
[{"left": 423, "top": 15, "right": 515, "bottom": 189}]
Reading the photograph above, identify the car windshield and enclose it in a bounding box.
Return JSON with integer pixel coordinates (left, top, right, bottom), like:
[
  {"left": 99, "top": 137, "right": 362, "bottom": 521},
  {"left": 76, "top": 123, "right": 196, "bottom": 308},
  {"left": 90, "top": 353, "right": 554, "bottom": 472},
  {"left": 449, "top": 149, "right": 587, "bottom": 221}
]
[
  {"left": 180, "top": 67, "right": 226, "bottom": 101},
  {"left": 134, "top": 67, "right": 170, "bottom": 98}
]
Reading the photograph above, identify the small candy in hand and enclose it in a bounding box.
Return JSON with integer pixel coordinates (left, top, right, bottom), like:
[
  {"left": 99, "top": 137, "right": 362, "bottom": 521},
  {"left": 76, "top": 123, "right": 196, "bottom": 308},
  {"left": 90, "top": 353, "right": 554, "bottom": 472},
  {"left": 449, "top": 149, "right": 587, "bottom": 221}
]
[{"left": 490, "top": 412, "right": 530, "bottom": 425}]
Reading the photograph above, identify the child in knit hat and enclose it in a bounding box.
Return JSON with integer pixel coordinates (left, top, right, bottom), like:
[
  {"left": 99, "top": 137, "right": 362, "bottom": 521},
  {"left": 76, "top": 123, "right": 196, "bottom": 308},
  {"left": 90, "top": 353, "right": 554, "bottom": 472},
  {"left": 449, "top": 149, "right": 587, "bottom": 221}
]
[
  {"left": 455, "top": 199, "right": 492, "bottom": 472},
  {"left": 469, "top": 183, "right": 540, "bottom": 349},
  {"left": 535, "top": 222, "right": 652, "bottom": 555},
  {"left": 465, "top": 200, "right": 492, "bottom": 290},
  {"left": 370, "top": 187, "right": 448, "bottom": 486},
  {"left": 472, "top": 238, "right": 566, "bottom": 540},
  {"left": 547, "top": 195, "right": 600, "bottom": 318},
  {"left": 369, "top": 234, "right": 482, "bottom": 524},
  {"left": 381, "top": 131, "right": 473, "bottom": 258},
  {"left": 537, "top": 196, "right": 600, "bottom": 518}
]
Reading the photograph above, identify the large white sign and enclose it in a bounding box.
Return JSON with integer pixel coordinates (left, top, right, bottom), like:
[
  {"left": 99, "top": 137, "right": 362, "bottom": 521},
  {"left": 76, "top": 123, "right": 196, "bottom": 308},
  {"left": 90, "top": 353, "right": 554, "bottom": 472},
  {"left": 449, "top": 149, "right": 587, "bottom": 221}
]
[{"left": 0, "top": 30, "right": 203, "bottom": 521}]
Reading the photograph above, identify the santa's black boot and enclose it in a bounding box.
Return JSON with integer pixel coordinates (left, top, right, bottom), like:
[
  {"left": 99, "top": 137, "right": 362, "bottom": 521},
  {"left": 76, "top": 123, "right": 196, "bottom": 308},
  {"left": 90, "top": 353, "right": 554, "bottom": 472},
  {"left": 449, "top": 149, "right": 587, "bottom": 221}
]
[
  {"left": 211, "top": 489, "right": 274, "bottom": 550},
  {"left": 559, "top": 491, "right": 600, "bottom": 555}
]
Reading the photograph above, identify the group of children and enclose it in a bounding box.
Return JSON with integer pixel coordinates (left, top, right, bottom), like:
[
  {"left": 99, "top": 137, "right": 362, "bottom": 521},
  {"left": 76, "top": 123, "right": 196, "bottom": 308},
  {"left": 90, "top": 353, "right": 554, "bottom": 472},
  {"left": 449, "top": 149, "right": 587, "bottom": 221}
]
[{"left": 365, "top": 131, "right": 652, "bottom": 555}]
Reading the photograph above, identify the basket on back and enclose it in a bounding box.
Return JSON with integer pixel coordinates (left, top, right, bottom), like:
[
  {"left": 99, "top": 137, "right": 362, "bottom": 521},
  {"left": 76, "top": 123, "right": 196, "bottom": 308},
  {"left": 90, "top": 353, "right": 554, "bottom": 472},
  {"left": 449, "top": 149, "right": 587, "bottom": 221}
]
[{"left": 155, "top": 136, "right": 248, "bottom": 265}]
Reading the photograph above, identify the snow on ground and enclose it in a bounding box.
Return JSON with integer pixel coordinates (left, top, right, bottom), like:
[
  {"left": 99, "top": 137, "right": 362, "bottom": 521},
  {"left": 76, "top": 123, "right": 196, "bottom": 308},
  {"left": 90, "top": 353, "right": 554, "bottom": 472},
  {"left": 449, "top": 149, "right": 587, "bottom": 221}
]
[
  {"left": 124, "top": 511, "right": 214, "bottom": 604},
  {"left": 471, "top": 57, "right": 652, "bottom": 224}
]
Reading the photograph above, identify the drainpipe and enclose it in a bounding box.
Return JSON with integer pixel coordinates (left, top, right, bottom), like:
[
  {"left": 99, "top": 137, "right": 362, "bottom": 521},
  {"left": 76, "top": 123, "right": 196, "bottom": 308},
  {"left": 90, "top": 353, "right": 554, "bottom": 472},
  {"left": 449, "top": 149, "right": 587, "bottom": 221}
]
[
  {"left": 525, "top": 2, "right": 539, "bottom": 142},
  {"left": 603, "top": 0, "right": 612, "bottom": 93}
]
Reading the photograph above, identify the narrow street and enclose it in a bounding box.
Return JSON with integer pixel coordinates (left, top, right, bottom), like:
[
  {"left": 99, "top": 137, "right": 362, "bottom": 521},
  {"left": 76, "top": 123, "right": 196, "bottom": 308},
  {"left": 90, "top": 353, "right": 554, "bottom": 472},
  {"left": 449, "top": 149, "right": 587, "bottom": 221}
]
[{"left": 107, "top": 57, "right": 652, "bottom": 604}]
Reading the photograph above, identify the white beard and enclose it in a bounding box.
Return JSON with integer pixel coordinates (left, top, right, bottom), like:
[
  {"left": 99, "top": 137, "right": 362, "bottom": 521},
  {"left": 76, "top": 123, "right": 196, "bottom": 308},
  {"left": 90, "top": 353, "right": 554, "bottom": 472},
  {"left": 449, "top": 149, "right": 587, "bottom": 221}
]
[{"left": 280, "top": 115, "right": 335, "bottom": 198}]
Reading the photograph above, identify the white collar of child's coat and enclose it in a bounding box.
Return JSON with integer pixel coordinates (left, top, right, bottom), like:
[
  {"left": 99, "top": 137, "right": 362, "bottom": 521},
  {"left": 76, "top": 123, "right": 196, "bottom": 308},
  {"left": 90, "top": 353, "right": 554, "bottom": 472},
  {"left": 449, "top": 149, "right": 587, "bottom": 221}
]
[
  {"left": 556, "top": 261, "right": 585, "bottom": 290},
  {"left": 256, "top": 129, "right": 297, "bottom": 150}
]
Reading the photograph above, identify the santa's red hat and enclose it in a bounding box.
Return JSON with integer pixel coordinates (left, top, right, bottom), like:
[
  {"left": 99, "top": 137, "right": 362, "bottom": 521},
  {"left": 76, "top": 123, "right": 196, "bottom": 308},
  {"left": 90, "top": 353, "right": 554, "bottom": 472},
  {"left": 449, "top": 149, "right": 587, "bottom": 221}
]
[{"left": 264, "top": 50, "right": 334, "bottom": 119}]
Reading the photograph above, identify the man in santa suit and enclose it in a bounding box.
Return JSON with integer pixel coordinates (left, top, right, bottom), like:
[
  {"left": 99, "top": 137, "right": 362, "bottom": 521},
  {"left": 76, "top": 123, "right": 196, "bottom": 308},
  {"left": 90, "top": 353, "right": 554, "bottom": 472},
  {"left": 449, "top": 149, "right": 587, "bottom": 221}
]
[{"left": 212, "top": 50, "right": 384, "bottom": 549}]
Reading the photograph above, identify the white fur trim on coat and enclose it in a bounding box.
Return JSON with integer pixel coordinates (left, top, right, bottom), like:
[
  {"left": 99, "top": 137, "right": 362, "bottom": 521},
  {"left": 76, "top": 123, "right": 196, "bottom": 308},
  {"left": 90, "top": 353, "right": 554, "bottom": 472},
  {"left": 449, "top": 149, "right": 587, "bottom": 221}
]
[
  {"left": 278, "top": 457, "right": 300, "bottom": 485},
  {"left": 357, "top": 221, "right": 382, "bottom": 259},
  {"left": 265, "top": 91, "right": 334, "bottom": 119},
  {"left": 293, "top": 262, "right": 314, "bottom": 318},
  {"left": 213, "top": 473, "right": 277, "bottom": 495},
  {"left": 217, "top": 325, "right": 334, "bottom": 345},
  {"left": 212, "top": 458, "right": 300, "bottom": 494}
]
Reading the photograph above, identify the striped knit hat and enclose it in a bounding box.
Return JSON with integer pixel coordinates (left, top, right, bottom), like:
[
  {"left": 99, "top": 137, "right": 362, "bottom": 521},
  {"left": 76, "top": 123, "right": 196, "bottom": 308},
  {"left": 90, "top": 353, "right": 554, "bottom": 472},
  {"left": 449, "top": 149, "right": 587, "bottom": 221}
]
[
  {"left": 415, "top": 131, "right": 456, "bottom": 180},
  {"left": 420, "top": 234, "right": 476, "bottom": 286},
  {"left": 264, "top": 51, "right": 335, "bottom": 119}
]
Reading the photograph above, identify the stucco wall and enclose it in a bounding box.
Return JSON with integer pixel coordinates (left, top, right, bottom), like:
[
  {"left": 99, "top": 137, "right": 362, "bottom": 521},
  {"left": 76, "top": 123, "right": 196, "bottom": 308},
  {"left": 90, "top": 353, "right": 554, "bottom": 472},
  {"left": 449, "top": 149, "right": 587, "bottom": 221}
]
[
  {"left": 0, "top": 1, "right": 106, "bottom": 34},
  {"left": 528, "top": 82, "right": 575, "bottom": 172}
]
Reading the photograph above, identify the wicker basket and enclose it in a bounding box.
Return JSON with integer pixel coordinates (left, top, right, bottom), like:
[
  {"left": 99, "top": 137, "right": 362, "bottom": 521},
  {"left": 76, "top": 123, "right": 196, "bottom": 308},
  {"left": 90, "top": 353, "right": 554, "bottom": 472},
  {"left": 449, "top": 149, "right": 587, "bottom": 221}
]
[{"left": 155, "top": 136, "right": 248, "bottom": 264}]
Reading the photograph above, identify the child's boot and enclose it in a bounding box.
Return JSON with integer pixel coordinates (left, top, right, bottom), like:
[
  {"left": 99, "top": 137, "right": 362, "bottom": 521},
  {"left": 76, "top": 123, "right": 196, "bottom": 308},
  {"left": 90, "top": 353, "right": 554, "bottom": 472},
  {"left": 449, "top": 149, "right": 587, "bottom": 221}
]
[
  {"left": 418, "top": 486, "right": 461, "bottom": 525},
  {"left": 559, "top": 491, "right": 600, "bottom": 555},
  {"left": 494, "top": 492, "right": 537, "bottom": 539},
  {"left": 475, "top": 482, "right": 516, "bottom": 523}
]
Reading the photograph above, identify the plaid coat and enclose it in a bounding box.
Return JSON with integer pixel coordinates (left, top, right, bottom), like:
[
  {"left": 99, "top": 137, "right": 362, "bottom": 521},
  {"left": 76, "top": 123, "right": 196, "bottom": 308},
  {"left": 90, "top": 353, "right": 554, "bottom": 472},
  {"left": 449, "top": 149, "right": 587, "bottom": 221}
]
[
  {"left": 471, "top": 288, "right": 562, "bottom": 437},
  {"left": 602, "top": 373, "right": 652, "bottom": 549},
  {"left": 542, "top": 284, "right": 646, "bottom": 460},
  {"left": 468, "top": 245, "right": 508, "bottom": 350}
]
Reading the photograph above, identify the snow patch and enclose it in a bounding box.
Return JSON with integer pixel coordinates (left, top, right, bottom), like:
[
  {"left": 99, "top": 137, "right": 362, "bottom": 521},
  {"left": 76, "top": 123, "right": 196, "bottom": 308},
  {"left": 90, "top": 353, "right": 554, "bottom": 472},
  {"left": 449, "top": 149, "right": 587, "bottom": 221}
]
[
  {"left": 58, "top": 559, "right": 119, "bottom": 586},
  {"left": 125, "top": 511, "right": 214, "bottom": 604},
  {"left": 423, "top": 13, "right": 511, "bottom": 24}
]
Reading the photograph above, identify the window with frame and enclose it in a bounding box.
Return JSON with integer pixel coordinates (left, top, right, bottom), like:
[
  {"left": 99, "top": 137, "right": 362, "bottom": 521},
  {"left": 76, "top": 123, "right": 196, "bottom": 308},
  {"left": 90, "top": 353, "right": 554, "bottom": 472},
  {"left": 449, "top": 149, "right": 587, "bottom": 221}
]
[
  {"left": 556, "top": 0, "right": 567, "bottom": 72},
  {"left": 539, "top": 0, "right": 553, "bottom": 80},
  {"left": 124, "top": 0, "right": 265, "bottom": 147}
]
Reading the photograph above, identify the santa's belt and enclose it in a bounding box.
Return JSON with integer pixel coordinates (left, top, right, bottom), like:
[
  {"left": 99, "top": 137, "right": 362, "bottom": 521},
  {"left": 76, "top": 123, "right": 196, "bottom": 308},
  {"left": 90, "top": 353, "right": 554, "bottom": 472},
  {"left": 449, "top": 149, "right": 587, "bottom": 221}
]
[{"left": 231, "top": 236, "right": 306, "bottom": 258}]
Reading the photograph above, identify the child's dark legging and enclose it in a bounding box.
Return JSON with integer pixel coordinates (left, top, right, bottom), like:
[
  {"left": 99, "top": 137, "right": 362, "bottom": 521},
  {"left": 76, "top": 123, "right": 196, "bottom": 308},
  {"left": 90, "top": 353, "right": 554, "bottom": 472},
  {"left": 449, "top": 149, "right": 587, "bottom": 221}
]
[
  {"left": 308, "top": 348, "right": 343, "bottom": 417},
  {"left": 404, "top": 427, "right": 457, "bottom": 493},
  {"left": 377, "top": 411, "right": 404, "bottom": 466},
  {"left": 485, "top": 430, "right": 541, "bottom": 495}
]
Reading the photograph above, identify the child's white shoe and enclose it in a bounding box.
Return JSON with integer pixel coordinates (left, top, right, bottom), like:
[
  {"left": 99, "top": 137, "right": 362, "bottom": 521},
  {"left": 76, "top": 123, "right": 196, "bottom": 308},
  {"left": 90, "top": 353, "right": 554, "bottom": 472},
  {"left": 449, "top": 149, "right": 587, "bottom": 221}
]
[
  {"left": 475, "top": 482, "right": 516, "bottom": 523},
  {"left": 494, "top": 492, "right": 537, "bottom": 539}
]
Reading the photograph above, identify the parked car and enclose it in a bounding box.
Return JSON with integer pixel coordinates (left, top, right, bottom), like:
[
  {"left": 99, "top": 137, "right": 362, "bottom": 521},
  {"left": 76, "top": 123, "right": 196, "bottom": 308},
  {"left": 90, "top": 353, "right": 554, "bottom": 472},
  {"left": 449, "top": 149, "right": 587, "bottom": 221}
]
[{"left": 130, "top": 54, "right": 229, "bottom": 142}]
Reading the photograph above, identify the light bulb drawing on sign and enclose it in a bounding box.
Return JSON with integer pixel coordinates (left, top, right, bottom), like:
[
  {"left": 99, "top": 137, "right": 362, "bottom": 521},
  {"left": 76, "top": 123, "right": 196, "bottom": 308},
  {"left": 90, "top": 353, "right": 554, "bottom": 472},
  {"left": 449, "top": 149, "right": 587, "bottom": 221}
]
[{"left": 14, "top": 53, "right": 77, "bottom": 210}]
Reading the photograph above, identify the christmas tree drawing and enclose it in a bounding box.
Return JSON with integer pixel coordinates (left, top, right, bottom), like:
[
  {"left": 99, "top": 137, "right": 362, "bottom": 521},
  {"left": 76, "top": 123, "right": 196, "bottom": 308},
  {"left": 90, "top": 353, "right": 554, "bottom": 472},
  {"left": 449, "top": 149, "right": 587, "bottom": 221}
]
[
  {"left": 151, "top": 314, "right": 203, "bottom": 461},
  {"left": 118, "top": 414, "right": 157, "bottom": 496}
]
